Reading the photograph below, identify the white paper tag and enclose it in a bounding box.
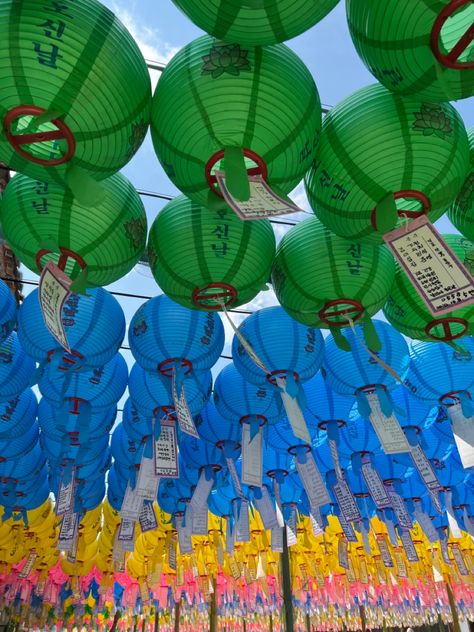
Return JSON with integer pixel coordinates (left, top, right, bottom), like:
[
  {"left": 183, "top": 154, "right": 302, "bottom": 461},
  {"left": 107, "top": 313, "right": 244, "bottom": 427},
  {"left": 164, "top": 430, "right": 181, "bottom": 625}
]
[
  {"left": 139, "top": 502, "right": 158, "bottom": 533},
  {"left": 57, "top": 512, "right": 78, "bottom": 551},
  {"left": 333, "top": 479, "right": 361, "bottom": 523},
  {"left": 361, "top": 523, "right": 372, "bottom": 554},
  {"left": 226, "top": 457, "right": 245, "bottom": 499},
  {"left": 56, "top": 474, "right": 76, "bottom": 516},
  {"left": 386, "top": 486, "right": 413, "bottom": 530},
  {"left": 225, "top": 516, "right": 234, "bottom": 556},
  {"left": 367, "top": 393, "right": 410, "bottom": 454},
  {"left": 172, "top": 373, "right": 199, "bottom": 438},
  {"left": 329, "top": 438, "right": 343, "bottom": 482},
  {"left": 241, "top": 424, "right": 263, "bottom": 488},
  {"left": 112, "top": 535, "right": 124, "bottom": 565},
  {"left": 190, "top": 501, "right": 208, "bottom": 536},
  {"left": 383, "top": 216, "right": 474, "bottom": 315},
  {"left": 118, "top": 519, "right": 136, "bottom": 552},
  {"left": 39, "top": 261, "right": 72, "bottom": 353},
  {"left": 120, "top": 484, "right": 144, "bottom": 521},
  {"left": 447, "top": 404, "right": 474, "bottom": 469},
  {"left": 271, "top": 526, "right": 284, "bottom": 553},
  {"left": 168, "top": 541, "right": 177, "bottom": 570},
  {"left": 440, "top": 537, "right": 451, "bottom": 564},
  {"left": 361, "top": 458, "right": 391, "bottom": 508},
  {"left": 215, "top": 172, "right": 302, "bottom": 220},
  {"left": 377, "top": 535, "right": 394, "bottom": 568},
  {"left": 445, "top": 490, "right": 462, "bottom": 539},
  {"left": 67, "top": 532, "right": 78, "bottom": 563},
  {"left": 337, "top": 511, "right": 358, "bottom": 543},
  {"left": 394, "top": 549, "right": 408, "bottom": 578},
  {"left": 310, "top": 505, "right": 324, "bottom": 537},
  {"left": 136, "top": 456, "right": 160, "bottom": 501},
  {"left": 190, "top": 470, "right": 214, "bottom": 510},
  {"left": 19, "top": 551, "right": 37, "bottom": 579},
  {"left": 154, "top": 418, "right": 179, "bottom": 478},
  {"left": 176, "top": 511, "right": 193, "bottom": 555},
  {"left": 276, "top": 377, "right": 311, "bottom": 444},
  {"left": 295, "top": 453, "right": 330, "bottom": 508},
  {"left": 429, "top": 488, "right": 443, "bottom": 515},
  {"left": 410, "top": 444, "right": 441, "bottom": 491},
  {"left": 338, "top": 538, "right": 349, "bottom": 570},
  {"left": 414, "top": 506, "right": 438, "bottom": 544},
  {"left": 273, "top": 480, "right": 285, "bottom": 528},
  {"left": 253, "top": 487, "right": 278, "bottom": 531},
  {"left": 234, "top": 500, "right": 250, "bottom": 542},
  {"left": 400, "top": 530, "right": 419, "bottom": 562},
  {"left": 451, "top": 544, "right": 469, "bottom": 576},
  {"left": 286, "top": 507, "right": 298, "bottom": 546},
  {"left": 386, "top": 518, "right": 399, "bottom": 547}
]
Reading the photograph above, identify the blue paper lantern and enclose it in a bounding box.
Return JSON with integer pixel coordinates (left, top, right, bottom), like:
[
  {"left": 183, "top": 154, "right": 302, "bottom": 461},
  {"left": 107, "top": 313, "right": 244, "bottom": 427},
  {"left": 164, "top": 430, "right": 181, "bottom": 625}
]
[
  {"left": 0, "top": 332, "right": 36, "bottom": 402},
  {"left": 0, "top": 280, "right": 16, "bottom": 343}
]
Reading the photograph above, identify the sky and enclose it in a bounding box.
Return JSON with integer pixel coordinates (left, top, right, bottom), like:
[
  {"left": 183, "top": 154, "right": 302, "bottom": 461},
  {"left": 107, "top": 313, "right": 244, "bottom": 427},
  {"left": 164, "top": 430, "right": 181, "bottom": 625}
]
[{"left": 18, "top": 0, "right": 474, "bottom": 395}]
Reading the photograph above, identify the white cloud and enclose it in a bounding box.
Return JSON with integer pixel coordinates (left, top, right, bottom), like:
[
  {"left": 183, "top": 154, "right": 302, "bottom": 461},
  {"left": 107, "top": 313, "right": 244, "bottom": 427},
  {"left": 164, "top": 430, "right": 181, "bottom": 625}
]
[{"left": 111, "top": 2, "right": 179, "bottom": 89}]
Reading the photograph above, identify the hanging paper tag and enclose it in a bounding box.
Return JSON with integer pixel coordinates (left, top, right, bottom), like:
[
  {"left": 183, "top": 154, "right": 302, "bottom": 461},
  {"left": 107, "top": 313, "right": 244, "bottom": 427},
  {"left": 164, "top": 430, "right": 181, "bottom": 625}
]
[
  {"left": 360, "top": 522, "right": 371, "bottom": 554},
  {"left": 400, "top": 530, "right": 418, "bottom": 562},
  {"left": 413, "top": 506, "right": 438, "bottom": 544},
  {"left": 215, "top": 172, "right": 302, "bottom": 220},
  {"left": 333, "top": 479, "right": 361, "bottom": 523},
  {"left": 118, "top": 519, "right": 136, "bottom": 551},
  {"left": 120, "top": 484, "right": 143, "bottom": 521},
  {"left": 329, "top": 437, "right": 343, "bottom": 482},
  {"left": 286, "top": 507, "right": 298, "bottom": 547},
  {"left": 136, "top": 456, "right": 160, "bottom": 501},
  {"left": 229, "top": 557, "right": 241, "bottom": 581},
  {"left": 338, "top": 538, "right": 349, "bottom": 570},
  {"left": 225, "top": 517, "right": 234, "bottom": 556},
  {"left": 112, "top": 535, "right": 125, "bottom": 569},
  {"left": 445, "top": 490, "right": 462, "bottom": 539},
  {"left": 385, "top": 484, "right": 413, "bottom": 530},
  {"left": 271, "top": 526, "right": 283, "bottom": 553},
  {"left": 359, "top": 557, "right": 369, "bottom": 584},
  {"left": 447, "top": 404, "right": 474, "bottom": 469},
  {"left": 429, "top": 488, "right": 443, "bottom": 515},
  {"left": 168, "top": 540, "right": 177, "bottom": 570},
  {"left": 383, "top": 216, "right": 474, "bottom": 314},
  {"left": 273, "top": 479, "right": 285, "bottom": 528},
  {"left": 154, "top": 418, "right": 179, "bottom": 478},
  {"left": 385, "top": 518, "right": 398, "bottom": 547},
  {"left": 450, "top": 544, "right": 469, "bottom": 576},
  {"left": 347, "top": 558, "right": 357, "bottom": 584},
  {"left": 253, "top": 487, "right": 278, "bottom": 531},
  {"left": 19, "top": 550, "right": 37, "bottom": 579},
  {"left": 190, "top": 501, "right": 208, "bottom": 536},
  {"left": 190, "top": 469, "right": 214, "bottom": 510},
  {"left": 393, "top": 548, "right": 408, "bottom": 578},
  {"left": 366, "top": 393, "right": 410, "bottom": 454},
  {"left": 57, "top": 512, "right": 78, "bottom": 551},
  {"left": 226, "top": 457, "right": 245, "bottom": 499},
  {"left": 172, "top": 374, "right": 199, "bottom": 438},
  {"left": 410, "top": 444, "right": 441, "bottom": 491},
  {"left": 39, "top": 261, "right": 73, "bottom": 353},
  {"left": 440, "top": 537, "right": 451, "bottom": 564},
  {"left": 56, "top": 472, "right": 76, "bottom": 516},
  {"left": 310, "top": 506, "right": 324, "bottom": 537},
  {"left": 241, "top": 424, "right": 263, "bottom": 488},
  {"left": 376, "top": 535, "right": 394, "bottom": 568},
  {"left": 175, "top": 512, "right": 193, "bottom": 555},
  {"left": 338, "top": 511, "right": 358, "bottom": 543},
  {"left": 361, "top": 456, "right": 391, "bottom": 509},
  {"left": 276, "top": 377, "right": 311, "bottom": 444},
  {"left": 295, "top": 453, "right": 330, "bottom": 508},
  {"left": 67, "top": 529, "right": 79, "bottom": 563},
  {"left": 139, "top": 502, "right": 158, "bottom": 533},
  {"left": 139, "top": 582, "right": 150, "bottom": 604},
  {"left": 234, "top": 500, "right": 250, "bottom": 542}
]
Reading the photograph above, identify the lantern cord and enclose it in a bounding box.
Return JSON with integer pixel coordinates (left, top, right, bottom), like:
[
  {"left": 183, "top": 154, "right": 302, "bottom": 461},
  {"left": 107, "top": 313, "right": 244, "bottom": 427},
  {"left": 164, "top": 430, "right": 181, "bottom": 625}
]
[{"left": 342, "top": 315, "right": 406, "bottom": 387}]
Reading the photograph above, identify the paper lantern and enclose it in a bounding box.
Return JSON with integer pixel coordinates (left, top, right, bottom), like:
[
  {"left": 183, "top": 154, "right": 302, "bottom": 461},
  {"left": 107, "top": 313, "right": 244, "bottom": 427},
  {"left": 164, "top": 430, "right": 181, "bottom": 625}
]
[
  {"left": 384, "top": 234, "right": 474, "bottom": 342},
  {"left": 171, "top": 0, "right": 340, "bottom": 46},
  {"left": 0, "top": 388, "right": 37, "bottom": 441},
  {"left": 0, "top": 332, "right": 36, "bottom": 402},
  {"left": 0, "top": 172, "right": 147, "bottom": 287},
  {"left": 147, "top": 195, "right": 275, "bottom": 310},
  {"left": 17, "top": 287, "right": 125, "bottom": 368},
  {"left": 232, "top": 306, "right": 324, "bottom": 386},
  {"left": 305, "top": 84, "right": 470, "bottom": 244},
  {"left": 0, "top": 0, "right": 151, "bottom": 187},
  {"left": 0, "top": 280, "right": 16, "bottom": 344},
  {"left": 449, "top": 126, "right": 474, "bottom": 239},
  {"left": 128, "top": 294, "right": 224, "bottom": 375},
  {"left": 405, "top": 337, "right": 474, "bottom": 406},
  {"left": 272, "top": 216, "right": 395, "bottom": 329},
  {"left": 151, "top": 35, "right": 321, "bottom": 206},
  {"left": 346, "top": 0, "right": 474, "bottom": 103}
]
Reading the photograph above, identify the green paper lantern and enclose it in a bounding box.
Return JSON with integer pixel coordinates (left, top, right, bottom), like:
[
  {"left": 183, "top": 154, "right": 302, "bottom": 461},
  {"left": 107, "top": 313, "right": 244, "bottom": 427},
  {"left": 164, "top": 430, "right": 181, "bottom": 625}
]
[
  {"left": 346, "top": 0, "right": 474, "bottom": 103},
  {"left": 383, "top": 234, "right": 474, "bottom": 343},
  {"left": 305, "top": 84, "right": 470, "bottom": 245},
  {"left": 171, "top": 0, "right": 340, "bottom": 46},
  {"left": 272, "top": 216, "right": 395, "bottom": 329},
  {"left": 448, "top": 126, "right": 474, "bottom": 240},
  {"left": 0, "top": 172, "right": 147, "bottom": 288},
  {"left": 151, "top": 35, "right": 321, "bottom": 206},
  {"left": 0, "top": 0, "right": 151, "bottom": 187},
  {"left": 147, "top": 194, "right": 275, "bottom": 310}
]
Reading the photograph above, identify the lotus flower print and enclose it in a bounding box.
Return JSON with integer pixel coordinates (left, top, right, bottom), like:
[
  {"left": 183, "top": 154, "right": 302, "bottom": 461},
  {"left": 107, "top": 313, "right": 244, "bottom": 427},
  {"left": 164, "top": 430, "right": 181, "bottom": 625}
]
[
  {"left": 124, "top": 217, "right": 146, "bottom": 249},
  {"left": 413, "top": 104, "right": 453, "bottom": 139},
  {"left": 126, "top": 119, "right": 148, "bottom": 159},
  {"left": 202, "top": 43, "right": 251, "bottom": 78}
]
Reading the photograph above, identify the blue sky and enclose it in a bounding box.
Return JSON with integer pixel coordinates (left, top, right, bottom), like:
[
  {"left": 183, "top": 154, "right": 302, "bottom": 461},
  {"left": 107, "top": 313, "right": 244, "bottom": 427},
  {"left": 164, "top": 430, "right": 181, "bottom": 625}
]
[{"left": 19, "top": 0, "right": 474, "bottom": 388}]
